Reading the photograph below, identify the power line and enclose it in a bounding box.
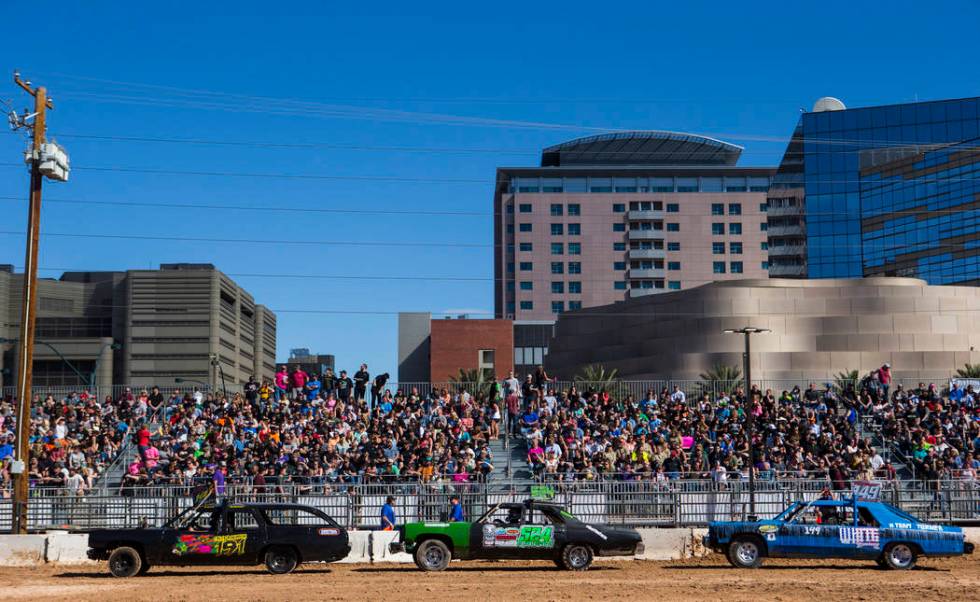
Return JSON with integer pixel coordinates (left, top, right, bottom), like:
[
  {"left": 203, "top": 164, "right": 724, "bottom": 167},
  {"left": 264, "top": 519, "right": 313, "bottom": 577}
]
[
  {"left": 0, "top": 230, "right": 490, "bottom": 248},
  {"left": 3, "top": 194, "right": 980, "bottom": 220}
]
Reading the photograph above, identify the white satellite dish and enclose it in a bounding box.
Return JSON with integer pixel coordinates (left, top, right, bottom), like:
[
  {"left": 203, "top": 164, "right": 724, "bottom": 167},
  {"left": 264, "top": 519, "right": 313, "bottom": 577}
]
[{"left": 812, "top": 97, "right": 846, "bottom": 112}]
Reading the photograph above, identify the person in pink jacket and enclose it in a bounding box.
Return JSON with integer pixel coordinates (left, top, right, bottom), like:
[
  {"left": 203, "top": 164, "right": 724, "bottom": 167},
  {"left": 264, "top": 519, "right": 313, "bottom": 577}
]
[{"left": 274, "top": 366, "right": 289, "bottom": 401}]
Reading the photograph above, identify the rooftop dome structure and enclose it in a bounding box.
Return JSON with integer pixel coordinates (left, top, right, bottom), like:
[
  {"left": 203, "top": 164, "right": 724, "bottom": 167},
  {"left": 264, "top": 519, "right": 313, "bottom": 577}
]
[{"left": 540, "top": 131, "right": 743, "bottom": 167}]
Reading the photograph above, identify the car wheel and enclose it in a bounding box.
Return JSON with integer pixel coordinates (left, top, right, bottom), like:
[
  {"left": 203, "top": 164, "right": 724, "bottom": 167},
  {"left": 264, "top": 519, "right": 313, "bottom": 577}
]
[
  {"left": 560, "top": 544, "right": 593, "bottom": 571},
  {"left": 874, "top": 557, "right": 888, "bottom": 569},
  {"left": 727, "top": 538, "right": 764, "bottom": 569},
  {"left": 137, "top": 562, "right": 151, "bottom": 575},
  {"left": 108, "top": 546, "right": 143, "bottom": 578},
  {"left": 883, "top": 543, "right": 917, "bottom": 570},
  {"left": 414, "top": 539, "right": 451, "bottom": 571},
  {"left": 265, "top": 546, "right": 299, "bottom": 575}
]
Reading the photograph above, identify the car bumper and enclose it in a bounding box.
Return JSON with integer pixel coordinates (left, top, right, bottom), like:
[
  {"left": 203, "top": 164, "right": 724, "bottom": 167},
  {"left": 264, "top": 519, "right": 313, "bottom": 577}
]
[{"left": 597, "top": 543, "right": 644, "bottom": 557}]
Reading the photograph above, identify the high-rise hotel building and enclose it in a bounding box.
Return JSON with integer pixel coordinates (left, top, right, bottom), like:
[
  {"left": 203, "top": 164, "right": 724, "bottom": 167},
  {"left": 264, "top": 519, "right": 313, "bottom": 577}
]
[{"left": 494, "top": 131, "right": 776, "bottom": 321}]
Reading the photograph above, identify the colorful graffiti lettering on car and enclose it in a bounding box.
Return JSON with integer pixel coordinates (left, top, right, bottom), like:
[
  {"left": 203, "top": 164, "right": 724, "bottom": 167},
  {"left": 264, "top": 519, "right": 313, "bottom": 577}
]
[{"left": 173, "top": 533, "right": 248, "bottom": 556}]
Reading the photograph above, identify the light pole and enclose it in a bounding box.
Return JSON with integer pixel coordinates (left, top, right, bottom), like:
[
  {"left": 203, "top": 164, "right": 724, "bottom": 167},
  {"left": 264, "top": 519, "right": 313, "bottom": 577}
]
[
  {"left": 91, "top": 342, "right": 122, "bottom": 395},
  {"left": 723, "top": 326, "right": 771, "bottom": 517}
]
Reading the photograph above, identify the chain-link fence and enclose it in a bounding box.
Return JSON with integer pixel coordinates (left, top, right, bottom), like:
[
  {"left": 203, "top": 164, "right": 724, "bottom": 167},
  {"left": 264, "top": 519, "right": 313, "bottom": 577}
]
[{"left": 2, "top": 478, "right": 976, "bottom": 532}]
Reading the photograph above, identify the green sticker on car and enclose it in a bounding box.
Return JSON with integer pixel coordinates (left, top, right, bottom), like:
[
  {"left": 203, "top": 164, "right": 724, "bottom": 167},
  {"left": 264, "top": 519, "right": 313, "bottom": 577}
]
[{"left": 517, "top": 526, "right": 554, "bottom": 548}]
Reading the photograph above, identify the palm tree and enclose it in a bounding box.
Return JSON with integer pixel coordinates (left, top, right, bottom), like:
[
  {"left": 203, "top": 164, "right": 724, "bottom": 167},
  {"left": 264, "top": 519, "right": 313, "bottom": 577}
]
[
  {"left": 448, "top": 368, "right": 494, "bottom": 398},
  {"left": 955, "top": 363, "right": 980, "bottom": 378},
  {"left": 833, "top": 369, "right": 860, "bottom": 393},
  {"left": 696, "top": 364, "right": 742, "bottom": 398},
  {"left": 573, "top": 364, "right": 624, "bottom": 396}
]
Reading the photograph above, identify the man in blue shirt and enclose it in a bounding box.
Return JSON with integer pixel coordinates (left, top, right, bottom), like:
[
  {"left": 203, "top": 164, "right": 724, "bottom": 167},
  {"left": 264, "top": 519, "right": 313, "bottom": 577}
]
[
  {"left": 449, "top": 495, "right": 464, "bottom": 522},
  {"left": 381, "top": 495, "right": 397, "bottom": 531}
]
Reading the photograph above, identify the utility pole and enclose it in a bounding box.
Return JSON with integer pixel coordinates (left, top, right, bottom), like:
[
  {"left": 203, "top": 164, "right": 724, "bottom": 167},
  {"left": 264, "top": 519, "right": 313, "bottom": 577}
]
[{"left": 8, "top": 71, "right": 68, "bottom": 534}]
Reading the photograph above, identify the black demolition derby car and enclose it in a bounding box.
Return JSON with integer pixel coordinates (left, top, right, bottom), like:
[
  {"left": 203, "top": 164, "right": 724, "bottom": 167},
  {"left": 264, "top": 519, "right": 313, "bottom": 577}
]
[
  {"left": 389, "top": 499, "right": 644, "bottom": 571},
  {"left": 87, "top": 501, "right": 350, "bottom": 577}
]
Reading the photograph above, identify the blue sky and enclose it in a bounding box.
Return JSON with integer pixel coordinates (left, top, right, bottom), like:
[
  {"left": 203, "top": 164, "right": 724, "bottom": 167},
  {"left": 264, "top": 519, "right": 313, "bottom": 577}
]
[{"left": 2, "top": 1, "right": 978, "bottom": 376}]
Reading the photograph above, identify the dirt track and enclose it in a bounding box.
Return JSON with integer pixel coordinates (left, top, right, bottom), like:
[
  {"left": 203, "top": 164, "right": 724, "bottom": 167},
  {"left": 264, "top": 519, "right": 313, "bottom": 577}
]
[{"left": 1, "top": 556, "right": 978, "bottom": 601}]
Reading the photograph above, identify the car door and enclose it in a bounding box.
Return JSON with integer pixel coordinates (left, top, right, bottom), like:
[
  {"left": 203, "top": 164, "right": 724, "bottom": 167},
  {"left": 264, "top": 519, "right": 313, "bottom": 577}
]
[
  {"left": 472, "top": 505, "right": 525, "bottom": 560},
  {"left": 773, "top": 504, "right": 835, "bottom": 558},
  {"left": 167, "top": 506, "right": 230, "bottom": 566},
  {"left": 514, "top": 505, "right": 562, "bottom": 560},
  {"left": 221, "top": 507, "right": 265, "bottom": 564}
]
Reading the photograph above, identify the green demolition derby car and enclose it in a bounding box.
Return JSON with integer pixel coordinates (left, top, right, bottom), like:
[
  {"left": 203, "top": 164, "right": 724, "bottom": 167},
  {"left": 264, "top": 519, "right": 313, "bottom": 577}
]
[{"left": 389, "top": 499, "right": 643, "bottom": 571}]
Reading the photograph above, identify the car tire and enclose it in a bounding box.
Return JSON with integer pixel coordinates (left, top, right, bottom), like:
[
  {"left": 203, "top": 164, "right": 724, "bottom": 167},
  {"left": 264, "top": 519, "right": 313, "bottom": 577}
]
[
  {"left": 137, "top": 562, "right": 151, "bottom": 575},
  {"left": 265, "top": 546, "right": 299, "bottom": 575},
  {"left": 414, "top": 539, "right": 451, "bottom": 572},
  {"left": 559, "top": 544, "right": 593, "bottom": 571},
  {"left": 726, "top": 537, "right": 764, "bottom": 569},
  {"left": 108, "top": 546, "right": 143, "bottom": 578},
  {"left": 882, "top": 543, "right": 917, "bottom": 570}
]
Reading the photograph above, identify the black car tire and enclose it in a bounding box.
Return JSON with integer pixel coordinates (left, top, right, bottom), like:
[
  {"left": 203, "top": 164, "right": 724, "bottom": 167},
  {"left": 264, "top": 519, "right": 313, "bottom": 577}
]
[
  {"left": 559, "top": 544, "right": 594, "bottom": 571},
  {"left": 265, "top": 546, "right": 299, "bottom": 575},
  {"left": 108, "top": 546, "right": 143, "bottom": 578},
  {"left": 137, "top": 562, "right": 151, "bottom": 575},
  {"left": 414, "top": 539, "right": 452, "bottom": 571},
  {"left": 882, "top": 543, "right": 917, "bottom": 570},
  {"left": 726, "top": 537, "right": 764, "bottom": 569},
  {"left": 875, "top": 557, "right": 888, "bottom": 569}
]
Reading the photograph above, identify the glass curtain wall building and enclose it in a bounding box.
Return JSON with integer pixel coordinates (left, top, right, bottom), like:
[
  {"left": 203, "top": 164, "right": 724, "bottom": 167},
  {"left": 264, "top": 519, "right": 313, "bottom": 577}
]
[{"left": 767, "top": 96, "right": 980, "bottom": 283}]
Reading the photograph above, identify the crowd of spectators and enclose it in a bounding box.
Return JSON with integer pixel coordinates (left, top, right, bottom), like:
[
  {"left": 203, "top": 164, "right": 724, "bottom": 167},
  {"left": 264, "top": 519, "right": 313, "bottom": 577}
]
[{"left": 2, "top": 362, "right": 978, "bottom": 498}]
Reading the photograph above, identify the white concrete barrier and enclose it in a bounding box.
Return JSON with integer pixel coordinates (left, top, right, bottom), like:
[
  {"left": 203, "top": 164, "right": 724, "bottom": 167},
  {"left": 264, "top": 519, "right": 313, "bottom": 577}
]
[
  {"left": 0, "top": 534, "right": 47, "bottom": 566},
  {"left": 636, "top": 528, "right": 711, "bottom": 561},
  {"left": 371, "top": 530, "right": 413, "bottom": 564},
  {"left": 45, "top": 532, "right": 94, "bottom": 565},
  {"left": 336, "top": 530, "right": 372, "bottom": 564},
  {"left": 962, "top": 527, "right": 980, "bottom": 547}
]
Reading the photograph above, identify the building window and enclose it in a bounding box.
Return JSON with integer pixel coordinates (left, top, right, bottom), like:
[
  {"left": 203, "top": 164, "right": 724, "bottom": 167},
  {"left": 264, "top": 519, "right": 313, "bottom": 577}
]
[
  {"left": 551, "top": 223, "right": 564, "bottom": 236},
  {"left": 519, "top": 242, "right": 533, "bottom": 252},
  {"left": 520, "top": 301, "right": 533, "bottom": 310},
  {"left": 520, "top": 281, "right": 533, "bottom": 290},
  {"left": 568, "top": 242, "right": 581, "bottom": 255},
  {"left": 506, "top": 224, "right": 514, "bottom": 234},
  {"left": 760, "top": 241, "right": 769, "bottom": 250},
  {"left": 550, "top": 203, "right": 563, "bottom": 216},
  {"left": 507, "top": 262, "right": 514, "bottom": 273},
  {"left": 666, "top": 203, "right": 679, "bottom": 213},
  {"left": 568, "top": 262, "right": 581, "bottom": 274},
  {"left": 614, "top": 281, "right": 627, "bottom": 290},
  {"left": 612, "top": 203, "right": 626, "bottom": 213},
  {"left": 728, "top": 203, "right": 742, "bottom": 215},
  {"left": 506, "top": 281, "right": 515, "bottom": 292},
  {"left": 711, "top": 203, "right": 724, "bottom": 216},
  {"left": 551, "top": 301, "right": 565, "bottom": 314},
  {"left": 551, "top": 262, "right": 564, "bottom": 274},
  {"left": 551, "top": 281, "right": 564, "bottom": 294},
  {"left": 667, "top": 242, "right": 680, "bottom": 251},
  {"left": 568, "top": 203, "right": 581, "bottom": 216},
  {"left": 569, "top": 281, "right": 582, "bottom": 294},
  {"left": 713, "top": 261, "right": 726, "bottom": 274},
  {"left": 614, "top": 261, "right": 626, "bottom": 271},
  {"left": 666, "top": 222, "right": 679, "bottom": 232},
  {"left": 506, "top": 203, "right": 514, "bottom": 214},
  {"left": 729, "top": 242, "right": 743, "bottom": 255},
  {"left": 668, "top": 281, "right": 681, "bottom": 290},
  {"left": 506, "top": 302, "right": 515, "bottom": 314},
  {"left": 730, "top": 261, "right": 743, "bottom": 274},
  {"left": 729, "top": 223, "right": 742, "bottom": 235},
  {"left": 568, "top": 223, "right": 581, "bottom": 235},
  {"left": 568, "top": 301, "right": 582, "bottom": 310},
  {"left": 519, "top": 223, "right": 532, "bottom": 232},
  {"left": 519, "top": 203, "right": 532, "bottom": 213},
  {"left": 478, "top": 349, "right": 495, "bottom": 380},
  {"left": 761, "top": 261, "right": 769, "bottom": 270},
  {"left": 519, "top": 262, "right": 533, "bottom": 271},
  {"left": 712, "top": 242, "right": 725, "bottom": 254},
  {"left": 760, "top": 203, "right": 768, "bottom": 212},
  {"left": 551, "top": 243, "right": 564, "bottom": 255},
  {"left": 613, "top": 223, "right": 626, "bottom": 232},
  {"left": 760, "top": 222, "right": 768, "bottom": 231},
  {"left": 712, "top": 223, "right": 724, "bottom": 235},
  {"left": 613, "top": 242, "right": 626, "bottom": 251},
  {"left": 667, "top": 261, "right": 681, "bottom": 271}
]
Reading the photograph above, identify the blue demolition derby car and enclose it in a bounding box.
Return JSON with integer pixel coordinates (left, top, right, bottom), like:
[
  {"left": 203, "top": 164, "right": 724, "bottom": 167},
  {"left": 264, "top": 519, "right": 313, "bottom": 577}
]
[{"left": 705, "top": 496, "right": 974, "bottom": 570}]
